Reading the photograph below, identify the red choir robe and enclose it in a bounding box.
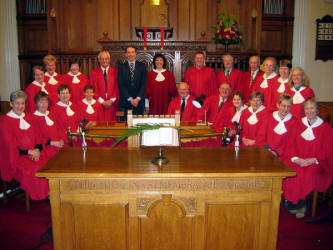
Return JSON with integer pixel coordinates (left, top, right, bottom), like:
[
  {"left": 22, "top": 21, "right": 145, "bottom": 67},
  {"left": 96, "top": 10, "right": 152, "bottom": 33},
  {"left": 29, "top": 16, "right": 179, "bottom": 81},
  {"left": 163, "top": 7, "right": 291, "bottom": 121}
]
[
  {"left": 184, "top": 66, "right": 218, "bottom": 98},
  {"left": 253, "top": 72, "right": 279, "bottom": 111},
  {"left": 198, "top": 95, "right": 233, "bottom": 124},
  {"left": 77, "top": 98, "right": 104, "bottom": 122},
  {"left": 239, "top": 105, "right": 269, "bottom": 146},
  {"left": 44, "top": 72, "right": 64, "bottom": 108},
  {"left": 90, "top": 66, "right": 119, "bottom": 121},
  {"left": 215, "top": 105, "right": 247, "bottom": 133},
  {"left": 240, "top": 70, "right": 264, "bottom": 102},
  {"left": 50, "top": 101, "right": 79, "bottom": 144},
  {"left": 255, "top": 111, "right": 298, "bottom": 159},
  {"left": 283, "top": 117, "right": 333, "bottom": 204},
  {"left": 167, "top": 95, "right": 199, "bottom": 122},
  {"left": 63, "top": 72, "right": 89, "bottom": 105},
  {"left": 30, "top": 110, "right": 63, "bottom": 158},
  {"left": 0, "top": 111, "right": 49, "bottom": 200},
  {"left": 25, "top": 81, "right": 50, "bottom": 114},
  {"left": 145, "top": 70, "right": 177, "bottom": 115},
  {"left": 216, "top": 68, "right": 243, "bottom": 91},
  {"left": 270, "top": 77, "right": 290, "bottom": 112},
  {"left": 285, "top": 86, "right": 315, "bottom": 119}
]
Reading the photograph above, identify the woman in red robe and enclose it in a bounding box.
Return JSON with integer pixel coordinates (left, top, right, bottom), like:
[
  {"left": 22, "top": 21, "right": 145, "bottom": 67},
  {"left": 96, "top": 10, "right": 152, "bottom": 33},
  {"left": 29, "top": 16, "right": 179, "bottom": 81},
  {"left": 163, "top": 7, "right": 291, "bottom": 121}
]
[
  {"left": 77, "top": 84, "right": 104, "bottom": 122},
  {"left": 50, "top": 84, "right": 80, "bottom": 144},
  {"left": 283, "top": 98, "right": 333, "bottom": 219},
  {"left": 145, "top": 54, "right": 177, "bottom": 115},
  {"left": 253, "top": 57, "right": 279, "bottom": 111},
  {"left": 215, "top": 91, "right": 247, "bottom": 134},
  {"left": 25, "top": 65, "right": 49, "bottom": 114},
  {"left": 256, "top": 94, "right": 298, "bottom": 159},
  {"left": 63, "top": 57, "right": 89, "bottom": 105},
  {"left": 285, "top": 67, "right": 315, "bottom": 119},
  {"left": 270, "top": 59, "right": 292, "bottom": 111},
  {"left": 0, "top": 91, "right": 49, "bottom": 200},
  {"left": 30, "top": 91, "right": 64, "bottom": 158},
  {"left": 238, "top": 92, "right": 269, "bottom": 147},
  {"left": 43, "top": 55, "right": 64, "bottom": 107}
]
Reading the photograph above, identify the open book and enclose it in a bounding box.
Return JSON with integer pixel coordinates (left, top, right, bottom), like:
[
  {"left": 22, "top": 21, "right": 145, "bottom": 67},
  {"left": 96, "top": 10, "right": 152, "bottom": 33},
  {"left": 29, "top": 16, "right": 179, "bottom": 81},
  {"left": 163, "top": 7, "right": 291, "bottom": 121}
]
[{"left": 133, "top": 118, "right": 179, "bottom": 146}]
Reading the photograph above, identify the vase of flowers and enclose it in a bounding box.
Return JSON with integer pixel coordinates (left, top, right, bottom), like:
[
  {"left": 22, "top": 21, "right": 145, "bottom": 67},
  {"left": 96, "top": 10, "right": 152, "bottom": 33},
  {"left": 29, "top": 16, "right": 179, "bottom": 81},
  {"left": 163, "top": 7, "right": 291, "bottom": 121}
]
[{"left": 213, "top": 12, "right": 243, "bottom": 52}]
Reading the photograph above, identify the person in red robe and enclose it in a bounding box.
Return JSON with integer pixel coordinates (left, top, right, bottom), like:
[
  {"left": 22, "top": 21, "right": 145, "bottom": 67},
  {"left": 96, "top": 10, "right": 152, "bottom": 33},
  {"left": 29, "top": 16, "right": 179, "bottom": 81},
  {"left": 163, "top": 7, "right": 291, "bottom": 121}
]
[
  {"left": 90, "top": 50, "right": 119, "bottom": 121},
  {"left": 198, "top": 82, "right": 233, "bottom": 124},
  {"left": 0, "top": 90, "right": 49, "bottom": 200},
  {"left": 253, "top": 57, "right": 279, "bottom": 111},
  {"left": 167, "top": 82, "right": 199, "bottom": 122},
  {"left": 25, "top": 65, "right": 49, "bottom": 114},
  {"left": 270, "top": 59, "right": 292, "bottom": 111},
  {"left": 50, "top": 84, "right": 80, "bottom": 144},
  {"left": 216, "top": 54, "right": 243, "bottom": 92},
  {"left": 215, "top": 90, "right": 248, "bottom": 134},
  {"left": 283, "top": 98, "right": 333, "bottom": 219},
  {"left": 285, "top": 67, "right": 315, "bottom": 119},
  {"left": 256, "top": 94, "right": 297, "bottom": 159},
  {"left": 30, "top": 91, "right": 64, "bottom": 158},
  {"left": 43, "top": 55, "right": 63, "bottom": 108},
  {"left": 145, "top": 53, "right": 177, "bottom": 115},
  {"left": 183, "top": 52, "right": 217, "bottom": 98},
  {"left": 240, "top": 55, "right": 264, "bottom": 102},
  {"left": 77, "top": 84, "right": 104, "bottom": 122},
  {"left": 63, "top": 57, "right": 89, "bottom": 105},
  {"left": 238, "top": 92, "right": 269, "bottom": 147}
]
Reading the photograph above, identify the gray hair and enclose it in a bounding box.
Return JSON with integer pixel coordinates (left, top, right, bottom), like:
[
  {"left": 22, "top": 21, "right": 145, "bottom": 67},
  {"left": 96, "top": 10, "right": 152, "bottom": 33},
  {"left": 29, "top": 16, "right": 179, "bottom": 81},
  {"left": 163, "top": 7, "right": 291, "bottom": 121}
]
[{"left": 10, "top": 90, "right": 27, "bottom": 103}]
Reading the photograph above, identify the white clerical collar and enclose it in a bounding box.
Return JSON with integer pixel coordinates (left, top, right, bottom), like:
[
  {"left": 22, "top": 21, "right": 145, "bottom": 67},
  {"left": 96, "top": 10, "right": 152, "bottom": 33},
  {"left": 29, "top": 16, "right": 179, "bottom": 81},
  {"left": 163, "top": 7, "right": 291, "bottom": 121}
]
[
  {"left": 278, "top": 77, "right": 288, "bottom": 84},
  {"left": 68, "top": 72, "right": 81, "bottom": 84},
  {"left": 249, "top": 105, "right": 265, "bottom": 114},
  {"left": 82, "top": 98, "right": 96, "bottom": 105},
  {"left": 272, "top": 111, "right": 292, "bottom": 135},
  {"left": 291, "top": 86, "right": 306, "bottom": 104},
  {"left": 45, "top": 72, "right": 58, "bottom": 77},
  {"left": 101, "top": 66, "right": 109, "bottom": 72},
  {"left": 247, "top": 105, "right": 265, "bottom": 125},
  {"left": 153, "top": 69, "right": 166, "bottom": 82},
  {"left": 82, "top": 98, "right": 96, "bottom": 114},
  {"left": 33, "top": 110, "right": 54, "bottom": 126},
  {"left": 56, "top": 101, "right": 75, "bottom": 116},
  {"left": 260, "top": 72, "right": 277, "bottom": 88},
  {"left": 231, "top": 105, "right": 247, "bottom": 123},
  {"left": 277, "top": 77, "right": 288, "bottom": 93},
  {"left": 7, "top": 110, "right": 31, "bottom": 130},
  {"left": 301, "top": 116, "right": 323, "bottom": 141}
]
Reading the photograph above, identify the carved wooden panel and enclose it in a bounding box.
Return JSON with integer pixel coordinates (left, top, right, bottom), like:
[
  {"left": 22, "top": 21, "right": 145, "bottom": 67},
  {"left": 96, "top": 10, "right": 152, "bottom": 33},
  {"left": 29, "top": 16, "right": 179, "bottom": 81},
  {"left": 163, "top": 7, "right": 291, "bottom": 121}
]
[
  {"left": 205, "top": 203, "right": 261, "bottom": 250},
  {"left": 61, "top": 202, "right": 129, "bottom": 250},
  {"left": 139, "top": 194, "right": 193, "bottom": 250}
]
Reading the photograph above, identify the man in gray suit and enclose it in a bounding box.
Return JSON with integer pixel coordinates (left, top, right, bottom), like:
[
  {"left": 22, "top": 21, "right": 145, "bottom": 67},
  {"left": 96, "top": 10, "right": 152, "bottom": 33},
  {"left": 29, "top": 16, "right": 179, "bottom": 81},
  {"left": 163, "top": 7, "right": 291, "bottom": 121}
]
[{"left": 118, "top": 46, "right": 147, "bottom": 119}]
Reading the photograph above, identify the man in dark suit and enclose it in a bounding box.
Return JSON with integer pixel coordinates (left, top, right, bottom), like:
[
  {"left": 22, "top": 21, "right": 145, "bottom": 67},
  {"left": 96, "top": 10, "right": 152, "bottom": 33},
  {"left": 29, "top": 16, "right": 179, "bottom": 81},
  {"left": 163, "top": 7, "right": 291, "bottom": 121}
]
[{"left": 118, "top": 46, "right": 147, "bottom": 119}]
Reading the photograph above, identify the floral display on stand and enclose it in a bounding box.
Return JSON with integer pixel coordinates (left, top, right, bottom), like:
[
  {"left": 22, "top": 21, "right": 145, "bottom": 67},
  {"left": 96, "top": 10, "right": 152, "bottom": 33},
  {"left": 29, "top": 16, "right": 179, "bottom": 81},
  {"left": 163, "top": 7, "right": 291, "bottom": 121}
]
[{"left": 213, "top": 12, "right": 244, "bottom": 52}]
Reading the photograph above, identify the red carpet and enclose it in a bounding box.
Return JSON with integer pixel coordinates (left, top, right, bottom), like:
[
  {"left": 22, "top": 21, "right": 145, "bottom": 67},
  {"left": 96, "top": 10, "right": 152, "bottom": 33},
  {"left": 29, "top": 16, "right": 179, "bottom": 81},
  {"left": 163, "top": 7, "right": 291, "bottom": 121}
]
[{"left": 1, "top": 196, "right": 333, "bottom": 249}]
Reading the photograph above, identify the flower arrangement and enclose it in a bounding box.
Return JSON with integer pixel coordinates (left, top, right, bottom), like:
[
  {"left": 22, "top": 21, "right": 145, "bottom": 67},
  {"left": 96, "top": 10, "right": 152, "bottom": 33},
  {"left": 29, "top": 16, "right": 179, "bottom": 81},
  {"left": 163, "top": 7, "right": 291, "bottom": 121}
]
[{"left": 213, "top": 12, "right": 243, "bottom": 45}]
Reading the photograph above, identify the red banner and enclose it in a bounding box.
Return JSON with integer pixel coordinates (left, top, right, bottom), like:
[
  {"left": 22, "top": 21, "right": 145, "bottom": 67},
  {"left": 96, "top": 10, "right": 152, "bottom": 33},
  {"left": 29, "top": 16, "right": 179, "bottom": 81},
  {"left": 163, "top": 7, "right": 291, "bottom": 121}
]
[
  {"left": 143, "top": 27, "right": 147, "bottom": 50},
  {"left": 160, "top": 27, "right": 164, "bottom": 51}
]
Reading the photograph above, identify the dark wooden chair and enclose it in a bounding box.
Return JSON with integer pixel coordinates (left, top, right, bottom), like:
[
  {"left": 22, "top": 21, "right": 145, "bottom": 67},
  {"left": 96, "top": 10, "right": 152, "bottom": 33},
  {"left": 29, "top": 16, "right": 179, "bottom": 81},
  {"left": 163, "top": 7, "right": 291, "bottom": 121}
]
[
  {"left": 1, "top": 178, "right": 30, "bottom": 212},
  {"left": 311, "top": 184, "right": 333, "bottom": 217}
]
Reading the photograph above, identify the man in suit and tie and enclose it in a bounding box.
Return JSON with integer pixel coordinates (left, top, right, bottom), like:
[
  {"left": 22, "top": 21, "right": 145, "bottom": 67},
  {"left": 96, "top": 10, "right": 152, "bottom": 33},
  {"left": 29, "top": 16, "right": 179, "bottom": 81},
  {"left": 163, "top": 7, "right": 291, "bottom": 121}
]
[
  {"left": 216, "top": 54, "right": 243, "bottom": 91},
  {"left": 118, "top": 46, "right": 147, "bottom": 119}
]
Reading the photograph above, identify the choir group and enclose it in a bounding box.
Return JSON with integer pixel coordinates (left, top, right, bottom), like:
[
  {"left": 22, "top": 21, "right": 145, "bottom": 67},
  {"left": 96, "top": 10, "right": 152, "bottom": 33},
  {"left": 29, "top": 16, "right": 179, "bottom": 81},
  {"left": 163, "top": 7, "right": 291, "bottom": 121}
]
[{"left": 0, "top": 47, "right": 332, "bottom": 219}]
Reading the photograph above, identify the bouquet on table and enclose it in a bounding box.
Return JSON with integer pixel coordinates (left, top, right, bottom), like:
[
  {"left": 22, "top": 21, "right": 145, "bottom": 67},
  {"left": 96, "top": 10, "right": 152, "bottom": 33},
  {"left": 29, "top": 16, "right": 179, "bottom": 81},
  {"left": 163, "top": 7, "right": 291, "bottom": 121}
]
[{"left": 213, "top": 12, "right": 243, "bottom": 50}]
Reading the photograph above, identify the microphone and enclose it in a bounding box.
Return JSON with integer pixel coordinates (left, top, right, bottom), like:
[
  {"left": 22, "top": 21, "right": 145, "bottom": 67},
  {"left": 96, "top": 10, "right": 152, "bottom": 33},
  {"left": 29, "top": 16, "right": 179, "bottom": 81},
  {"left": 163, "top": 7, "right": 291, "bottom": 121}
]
[
  {"left": 233, "top": 121, "right": 242, "bottom": 147},
  {"left": 79, "top": 118, "right": 89, "bottom": 150}
]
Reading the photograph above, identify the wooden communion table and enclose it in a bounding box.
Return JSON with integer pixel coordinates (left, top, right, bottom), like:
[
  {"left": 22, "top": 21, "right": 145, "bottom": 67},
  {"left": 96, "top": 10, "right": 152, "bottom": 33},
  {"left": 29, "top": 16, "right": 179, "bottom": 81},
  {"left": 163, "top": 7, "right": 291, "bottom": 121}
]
[{"left": 37, "top": 147, "right": 295, "bottom": 250}]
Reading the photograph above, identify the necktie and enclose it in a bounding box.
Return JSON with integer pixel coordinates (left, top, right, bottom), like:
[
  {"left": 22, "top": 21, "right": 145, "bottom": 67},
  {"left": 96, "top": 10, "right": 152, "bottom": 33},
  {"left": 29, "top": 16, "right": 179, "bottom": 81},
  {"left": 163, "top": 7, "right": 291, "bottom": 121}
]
[
  {"left": 226, "top": 70, "right": 230, "bottom": 78},
  {"left": 250, "top": 71, "right": 255, "bottom": 85},
  {"left": 218, "top": 98, "right": 224, "bottom": 112},
  {"left": 104, "top": 69, "right": 107, "bottom": 88},
  {"left": 180, "top": 98, "right": 186, "bottom": 120},
  {"left": 130, "top": 63, "right": 134, "bottom": 83}
]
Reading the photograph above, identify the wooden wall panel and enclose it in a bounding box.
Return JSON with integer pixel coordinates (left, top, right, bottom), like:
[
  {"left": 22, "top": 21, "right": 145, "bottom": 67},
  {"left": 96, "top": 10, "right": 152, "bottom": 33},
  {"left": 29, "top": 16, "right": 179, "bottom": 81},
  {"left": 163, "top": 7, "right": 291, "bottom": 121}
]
[
  {"left": 177, "top": 0, "right": 190, "bottom": 40},
  {"left": 141, "top": 0, "right": 168, "bottom": 27},
  {"left": 119, "top": 0, "right": 131, "bottom": 40}
]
